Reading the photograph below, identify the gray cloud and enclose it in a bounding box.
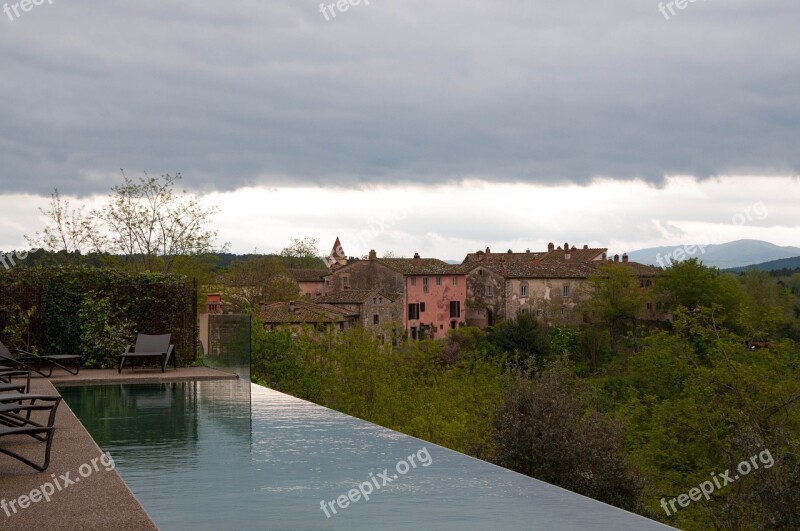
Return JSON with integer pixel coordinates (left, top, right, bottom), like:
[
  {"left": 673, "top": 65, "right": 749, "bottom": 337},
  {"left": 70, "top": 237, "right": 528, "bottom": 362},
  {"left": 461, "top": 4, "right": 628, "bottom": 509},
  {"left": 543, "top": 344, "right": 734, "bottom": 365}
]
[{"left": 0, "top": 0, "right": 798, "bottom": 195}]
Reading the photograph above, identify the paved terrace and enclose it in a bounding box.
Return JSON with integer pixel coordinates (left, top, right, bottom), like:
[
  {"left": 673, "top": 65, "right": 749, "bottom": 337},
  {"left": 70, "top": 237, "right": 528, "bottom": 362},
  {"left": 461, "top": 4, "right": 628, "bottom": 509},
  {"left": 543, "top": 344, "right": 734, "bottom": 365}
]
[{"left": 0, "top": 368, "right": 238, "bottom": 530}]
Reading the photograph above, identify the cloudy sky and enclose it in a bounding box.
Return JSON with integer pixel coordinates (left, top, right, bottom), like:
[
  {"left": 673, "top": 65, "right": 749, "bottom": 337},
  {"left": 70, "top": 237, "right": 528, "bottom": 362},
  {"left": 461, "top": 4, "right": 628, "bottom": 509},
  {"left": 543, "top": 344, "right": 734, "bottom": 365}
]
[{"left": 1, "top": 0, "right": 798, "bottom": 258}]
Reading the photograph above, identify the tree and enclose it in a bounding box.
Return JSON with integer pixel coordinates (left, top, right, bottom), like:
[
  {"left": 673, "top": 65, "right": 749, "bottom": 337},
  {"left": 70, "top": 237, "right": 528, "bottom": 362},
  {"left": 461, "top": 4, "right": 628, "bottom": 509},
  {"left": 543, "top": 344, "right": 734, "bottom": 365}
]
[
  {"left": 280, "top": 237, "right": 324, "bottom": 269},
  {"left": 25, "top": 173, "right": 225, "bottom": 273},
  {"left": 487, "top": 311, "right": 551, "bottom": 368},
  {"left": 223, "top": 256, "right": 300, "bottom": 312},
  {"left": 26, "top": 189, "right": 104, "bottom": 254},
  {"left": 655, "top": 259, "right": 744, "bottom": 328},
  {"left": 95, "top": 172, "right": 223, "bottom": 273},
  {"left": 582, "top": 262, "right": 647, "bottom": 343},
  {"left": 738, "top": 270, "right": 794, "bottom": 341},
  {"left": 491, "top": 357, "right": 644, "bottom": 512}
]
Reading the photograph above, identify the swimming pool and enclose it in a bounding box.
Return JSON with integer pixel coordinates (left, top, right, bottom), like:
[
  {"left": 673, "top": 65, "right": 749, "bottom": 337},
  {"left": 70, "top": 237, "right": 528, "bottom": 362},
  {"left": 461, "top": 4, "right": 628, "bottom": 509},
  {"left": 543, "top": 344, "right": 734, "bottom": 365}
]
[{"left": 61, "top": 380, "right": 671, "bottom": 530}]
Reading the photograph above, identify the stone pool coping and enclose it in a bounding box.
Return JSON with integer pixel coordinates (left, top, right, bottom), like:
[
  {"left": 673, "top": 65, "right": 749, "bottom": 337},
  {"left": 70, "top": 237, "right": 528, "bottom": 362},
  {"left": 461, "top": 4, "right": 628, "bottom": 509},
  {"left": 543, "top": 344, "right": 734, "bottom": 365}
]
[{"left": 0, "top": 368, "right": 238, "bottom": 530}]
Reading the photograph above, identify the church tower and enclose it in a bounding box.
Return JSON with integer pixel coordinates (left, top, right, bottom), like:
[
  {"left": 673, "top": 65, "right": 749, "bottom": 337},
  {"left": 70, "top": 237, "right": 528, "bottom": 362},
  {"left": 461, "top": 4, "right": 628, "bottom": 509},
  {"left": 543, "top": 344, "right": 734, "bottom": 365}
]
[{"left": 328, "top": 237, "right": 348, "bottom": 269}]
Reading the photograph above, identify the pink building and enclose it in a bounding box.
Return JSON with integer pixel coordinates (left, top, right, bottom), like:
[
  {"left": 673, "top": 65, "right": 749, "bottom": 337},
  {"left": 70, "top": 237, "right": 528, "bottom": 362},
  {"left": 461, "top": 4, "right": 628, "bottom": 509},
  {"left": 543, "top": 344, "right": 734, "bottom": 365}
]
[{"left": 403, "top": 257, "right": 467, "bottom": 340}]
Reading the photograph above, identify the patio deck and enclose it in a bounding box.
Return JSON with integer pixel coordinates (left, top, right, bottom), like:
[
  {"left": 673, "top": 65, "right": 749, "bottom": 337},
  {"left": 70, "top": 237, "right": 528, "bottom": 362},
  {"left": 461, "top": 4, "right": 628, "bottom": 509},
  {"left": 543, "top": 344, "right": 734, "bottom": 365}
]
[{"left": 0, "top": 368, "right": 238, "bottom": 530}]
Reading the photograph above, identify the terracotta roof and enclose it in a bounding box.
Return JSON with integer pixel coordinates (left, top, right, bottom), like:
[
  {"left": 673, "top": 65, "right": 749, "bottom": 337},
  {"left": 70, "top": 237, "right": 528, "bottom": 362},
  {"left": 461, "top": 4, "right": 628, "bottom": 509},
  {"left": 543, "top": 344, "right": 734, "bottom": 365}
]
[
  {"left": 495, "top": 261, "right": 602, "bottom": 279},
  {"left": 467, "top": 255, "right": 655, "bottom": 280},
  {"left": 290, "top": 269, "right": 327, "bottom": 282},
  {"left": 314, "top": 290, "right": 398, "bottom": 304},
  {"left": 463, "top": 250, "right": 546, "bottom": 264},
  {"left": 374, "top": 257, "right": 467, "bottom": 275},
  {"left": 540, "top": 248, "right": 607, "bottom": 263},
  {"left": 259, "top": 301, "right": 352, "bottom": 324},
  {"left": 463, "top": 247, "right": 607, "bottom": 265},
  {"left": 614, "top": 261, "right": 660, "bottom": 276}
]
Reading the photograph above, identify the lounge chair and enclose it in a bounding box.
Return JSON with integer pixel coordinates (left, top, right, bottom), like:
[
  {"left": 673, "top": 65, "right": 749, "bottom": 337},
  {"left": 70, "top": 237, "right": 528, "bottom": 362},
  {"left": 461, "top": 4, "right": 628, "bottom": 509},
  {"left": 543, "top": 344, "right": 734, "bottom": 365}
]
[
  {"left": 0, "top": 370, "right": 31, "bottom": 394},
  {"left": 0, "top": 394, "right": 61, "bottom": 472},
  {"left": 118, "top": 334, "right": 176, "bottom": 374},
  {"left": 0, "top": 341, "right": 82, "bottom": 377}
]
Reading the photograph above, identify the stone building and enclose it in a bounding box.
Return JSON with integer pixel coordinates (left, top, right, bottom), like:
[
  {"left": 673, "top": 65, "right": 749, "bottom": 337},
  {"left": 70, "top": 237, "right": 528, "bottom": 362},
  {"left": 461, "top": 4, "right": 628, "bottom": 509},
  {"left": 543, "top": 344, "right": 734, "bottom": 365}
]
[
  {"left": 258, "top": 300, "right": 357, "bottom": 332},
  {"left": 462, "top": 243, "right": 659, "bottom": 326},
  {"left": 314, "top": 289, "right": 403, "bottom": 343}
]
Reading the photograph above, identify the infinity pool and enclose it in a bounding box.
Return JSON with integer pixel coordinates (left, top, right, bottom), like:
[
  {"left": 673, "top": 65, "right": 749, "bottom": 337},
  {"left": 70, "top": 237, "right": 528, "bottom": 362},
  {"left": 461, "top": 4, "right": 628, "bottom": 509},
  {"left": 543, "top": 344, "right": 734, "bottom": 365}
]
[{"left": 61, "top": 380, "right": 671, "bottom": 530}]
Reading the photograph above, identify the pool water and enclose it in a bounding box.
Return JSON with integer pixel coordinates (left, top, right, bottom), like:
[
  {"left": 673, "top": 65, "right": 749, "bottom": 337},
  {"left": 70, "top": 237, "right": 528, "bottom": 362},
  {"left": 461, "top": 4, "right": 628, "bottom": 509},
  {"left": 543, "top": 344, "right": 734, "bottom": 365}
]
[{"left": 60, "top": 381, "right": 670, "bottom": 531}]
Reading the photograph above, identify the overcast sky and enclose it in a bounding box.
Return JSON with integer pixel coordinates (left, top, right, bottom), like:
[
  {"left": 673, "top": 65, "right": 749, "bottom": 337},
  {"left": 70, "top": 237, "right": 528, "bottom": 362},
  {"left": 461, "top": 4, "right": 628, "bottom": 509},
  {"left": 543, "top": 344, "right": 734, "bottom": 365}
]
[{"left": 1, "top": 1, "right": 798, "bottom": 256}]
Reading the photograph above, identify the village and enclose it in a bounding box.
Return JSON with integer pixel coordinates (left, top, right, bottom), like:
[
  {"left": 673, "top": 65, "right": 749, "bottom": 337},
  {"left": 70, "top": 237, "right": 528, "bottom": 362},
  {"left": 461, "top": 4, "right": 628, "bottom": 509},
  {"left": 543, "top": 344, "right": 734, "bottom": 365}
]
[{"left": 203, "top": 237, "right": 662, "bottom": 343}]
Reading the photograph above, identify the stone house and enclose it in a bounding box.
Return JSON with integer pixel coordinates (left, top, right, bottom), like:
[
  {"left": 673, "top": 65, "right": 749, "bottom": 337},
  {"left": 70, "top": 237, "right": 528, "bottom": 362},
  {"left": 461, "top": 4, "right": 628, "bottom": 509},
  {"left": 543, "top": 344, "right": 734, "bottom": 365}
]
[
  {"left": 258, "top": 300, "right": 357, "bottom": 332},
  {"left": 314, "top": 289, "right": 403, "bottom": 330},
  {"left": 462, "top": 243, "right": 659, "bottom": 326}
]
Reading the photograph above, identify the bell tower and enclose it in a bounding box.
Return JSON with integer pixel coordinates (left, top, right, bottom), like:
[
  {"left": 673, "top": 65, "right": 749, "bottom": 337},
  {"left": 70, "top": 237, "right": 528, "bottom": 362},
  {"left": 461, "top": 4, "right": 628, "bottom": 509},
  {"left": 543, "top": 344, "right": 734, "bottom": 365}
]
[{"left": 328, "top": 237, "right": 348, "bottom": 269}]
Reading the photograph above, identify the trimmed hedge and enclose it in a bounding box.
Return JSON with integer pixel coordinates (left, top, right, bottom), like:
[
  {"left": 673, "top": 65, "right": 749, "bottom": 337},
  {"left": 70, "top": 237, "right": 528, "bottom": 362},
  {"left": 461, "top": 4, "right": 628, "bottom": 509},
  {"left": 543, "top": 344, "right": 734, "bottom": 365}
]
[{"left": 0, "top": 266, "right": 197, "bottom": 368}]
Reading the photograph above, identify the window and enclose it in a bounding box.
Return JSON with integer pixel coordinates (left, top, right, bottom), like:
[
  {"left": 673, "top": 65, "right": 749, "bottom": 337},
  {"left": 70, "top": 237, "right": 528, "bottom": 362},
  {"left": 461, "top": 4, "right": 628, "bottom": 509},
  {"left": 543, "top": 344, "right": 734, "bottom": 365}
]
[
  {"left": 411, "top": 277, "right": 417, "bottom": 287},
  {"left": 420, "top": 302, "right": 426, "bottom": 313},
  {"left": 486, "top": 285, "right": 494, "bottom": 297},
  {"left": 408, "top": 303, "right": 420, "bottom": 320},
  {"left": 450, "top": 301, "right": 461, "bottom": 318},
  {"left": 453, "top": 276, "right": 458, "bottom": 286},
  {"left": 647, "top": 302, "right": 653, "bottom": 311},
  {"left": 423, "top": 277, "right": 429, "bottom": 293},
  {"left": 324, "top": 279, "right": 330, "bottom": 288},
  {"left": 342, "top": 275, "right": 350, "bottom": 289},
  {"left": 373, "top": 298, "right": 377, "bottom": 304},
  {"left": 379, "top": 297, "right": 383, "bottom": 304},
  {"left": 563, "top": 285, "right": 570, "bottom": 298},
  {"left": 479, "top": 269, "right": 483, "bottom": 276},
  {"left": 640, "top": 279, "right": 653, "bottom": 288},
  {"left": 436, "top": 276, "right": 442, "bottom": 286},
  {"left": 439, "top": 324, "right": 444, "bottom": 330},
  {"left": 339, "top": 322, "right": 345, "bottom": 331},
  {"left": 450, "top": 321, "right": 457, "bottom": 329},
  {"left": 373, "top": 314, "right": 380, "bottom": 325},
  {"left": 520, "top": 285, "right": 528, "bottom": 297},
  {"left": 560, "top": 308, "right": 566, "bottom": 316}
]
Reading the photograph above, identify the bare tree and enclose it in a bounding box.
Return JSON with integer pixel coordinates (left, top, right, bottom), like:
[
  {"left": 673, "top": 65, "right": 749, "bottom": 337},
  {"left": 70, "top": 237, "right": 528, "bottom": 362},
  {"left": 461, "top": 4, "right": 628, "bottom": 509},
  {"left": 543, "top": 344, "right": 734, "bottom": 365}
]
[
  {"left": 26, "top": 189, "right": 104, "bottom": 254},
  {"left": 94, "top": 171, "right": 223, "bottom": 273}
]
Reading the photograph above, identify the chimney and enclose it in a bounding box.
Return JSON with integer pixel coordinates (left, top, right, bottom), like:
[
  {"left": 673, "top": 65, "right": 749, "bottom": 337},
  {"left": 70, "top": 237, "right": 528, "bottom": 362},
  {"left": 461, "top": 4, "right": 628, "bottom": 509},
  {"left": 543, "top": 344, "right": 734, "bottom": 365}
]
[
  {"left": 548, "top": 242, "right": 555, "bottom": 252},
  {"left": 564, "top": 242, "right": 569, "bottom": 251},
  {"left": 485, "top": 247, "right": 491, "bottom": 255},
  {"left": 369, "top": 249, "right": 377, "bottom": 260},
  {"left": 507, "top": 249, "right": 513, "bottom": 254},
  {"left": 526, "top": 248, "right": 530, "bottom": 253},
  {"left": 622, "top": 254, "right": 629, "bottom": 263},
  {"left": 289, "top": 302, "right": 296, "bottom": 313},
  {"left": 583, "top": 245, "right": 589, "bottom": 250},
  {"left": 614, "top": 254, "right": 620, "bottom": 263},
  {"left": 413, "top": 252, "right": 421, "bottom": 263}
]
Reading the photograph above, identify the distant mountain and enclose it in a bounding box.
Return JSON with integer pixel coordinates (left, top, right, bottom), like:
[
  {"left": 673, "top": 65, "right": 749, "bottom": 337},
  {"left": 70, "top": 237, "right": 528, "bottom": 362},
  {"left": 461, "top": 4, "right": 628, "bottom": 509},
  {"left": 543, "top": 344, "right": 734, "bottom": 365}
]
[
  {"left": 626, "top": 240, "right": 800, "bottom": 269},
  {"left": 724, "top": 255, "right": 800, "bottom": 274}
]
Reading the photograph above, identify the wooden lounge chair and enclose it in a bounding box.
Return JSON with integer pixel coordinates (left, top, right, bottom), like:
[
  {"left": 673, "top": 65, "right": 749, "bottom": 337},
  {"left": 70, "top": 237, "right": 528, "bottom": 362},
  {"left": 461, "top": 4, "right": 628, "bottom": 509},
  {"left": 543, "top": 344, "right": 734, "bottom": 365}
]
[
  {"left": 0, "top": 341, "right": 82, "bottom": 377},
  {"left": 118, "top": 334, "right": 176, "bottom": 374},
  {"left": 0, "top": 394, "right": 61, "bottom": 472}
]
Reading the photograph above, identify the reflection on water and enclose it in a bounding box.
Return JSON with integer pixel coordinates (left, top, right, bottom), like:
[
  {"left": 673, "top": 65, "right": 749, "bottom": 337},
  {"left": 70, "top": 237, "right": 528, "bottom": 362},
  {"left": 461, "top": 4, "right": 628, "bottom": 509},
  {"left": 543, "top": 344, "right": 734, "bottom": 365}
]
[{"left": 62, "top": 382, "right": 669, "bottom": 531}]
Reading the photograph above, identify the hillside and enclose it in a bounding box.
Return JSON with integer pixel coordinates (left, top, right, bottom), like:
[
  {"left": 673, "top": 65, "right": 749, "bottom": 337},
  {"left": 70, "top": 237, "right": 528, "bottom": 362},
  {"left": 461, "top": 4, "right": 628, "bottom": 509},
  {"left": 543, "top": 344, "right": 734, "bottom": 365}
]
[{"left": 626, "top": 239, "right": 800, "bottom": 269}]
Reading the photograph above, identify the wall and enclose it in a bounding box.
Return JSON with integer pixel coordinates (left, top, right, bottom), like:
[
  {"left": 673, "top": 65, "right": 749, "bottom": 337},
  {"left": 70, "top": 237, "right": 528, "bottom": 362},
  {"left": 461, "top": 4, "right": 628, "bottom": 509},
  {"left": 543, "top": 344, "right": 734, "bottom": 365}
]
[{"left": 405, "top": 274, "right": 467, "bottom": 339}]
